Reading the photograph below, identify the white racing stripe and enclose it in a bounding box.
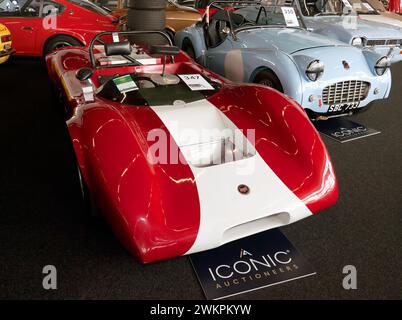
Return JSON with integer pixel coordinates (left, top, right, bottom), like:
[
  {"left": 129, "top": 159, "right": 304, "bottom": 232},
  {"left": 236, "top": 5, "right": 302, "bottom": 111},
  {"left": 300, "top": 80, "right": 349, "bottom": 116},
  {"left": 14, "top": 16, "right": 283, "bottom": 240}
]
[{"left": 151, "top": 99, "right": 312, "bottom": 254}]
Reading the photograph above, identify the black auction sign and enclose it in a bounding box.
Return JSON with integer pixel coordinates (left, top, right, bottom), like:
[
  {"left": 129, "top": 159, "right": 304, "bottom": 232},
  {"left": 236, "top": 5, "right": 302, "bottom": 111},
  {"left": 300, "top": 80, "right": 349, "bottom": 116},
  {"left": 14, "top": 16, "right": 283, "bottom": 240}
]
[
  {"left": 190, "top": 229, "right": 316, "bottom": 300},
  {"left": 314, "top": 118, "right": 381, "bottom": 143}
]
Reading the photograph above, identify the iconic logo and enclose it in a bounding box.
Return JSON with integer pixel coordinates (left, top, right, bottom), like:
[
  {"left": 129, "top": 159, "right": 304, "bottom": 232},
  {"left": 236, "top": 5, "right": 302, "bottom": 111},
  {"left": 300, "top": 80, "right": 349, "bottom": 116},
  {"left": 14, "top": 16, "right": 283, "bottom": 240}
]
[
  {"left": 208, "top": 250, "right": 294, "bottom": 282},
  {"left": 332, "top": 126, "right": 367, "bottom": 138},
  {"left": 240, "top": 249, "right": 252, "bottom": 258},
  {"left": 190, "top": 230, "right": 316, "bottom": 299},
  {"left": 342, "top": 60, "right": 350, "bottom": 70}
]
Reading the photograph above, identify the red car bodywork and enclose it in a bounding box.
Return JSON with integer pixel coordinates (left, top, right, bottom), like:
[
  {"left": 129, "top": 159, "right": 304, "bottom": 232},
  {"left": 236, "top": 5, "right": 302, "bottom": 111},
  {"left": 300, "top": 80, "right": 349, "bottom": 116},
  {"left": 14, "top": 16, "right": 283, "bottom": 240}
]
[
  {"left": 46, "top": 35, "right": 338, "bottom": 263},
  {"left": 388, "top": 0, "right": 402, "bottom": 14},
  {"left": 195, "top": 0, "right": 234, "bottom": 15},
  {"left": 0, "top": 0, "right": 120, "bottom": 56}
]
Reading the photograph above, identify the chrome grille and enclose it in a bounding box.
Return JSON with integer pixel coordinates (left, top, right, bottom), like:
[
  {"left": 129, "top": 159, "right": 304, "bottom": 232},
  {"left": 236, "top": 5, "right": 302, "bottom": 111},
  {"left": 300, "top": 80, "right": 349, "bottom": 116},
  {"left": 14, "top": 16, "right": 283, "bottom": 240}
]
[
  {"left": 322, "top": 81, "right": 370, "bottom": 105},
  {"left": 366, "top": 39, "right": 402, "bottom": 46}
]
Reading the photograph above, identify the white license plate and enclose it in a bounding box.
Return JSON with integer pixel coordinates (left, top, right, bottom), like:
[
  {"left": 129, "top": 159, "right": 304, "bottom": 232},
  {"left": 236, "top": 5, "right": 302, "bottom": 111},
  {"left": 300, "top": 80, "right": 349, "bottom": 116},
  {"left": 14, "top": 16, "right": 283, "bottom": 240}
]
[{"left": 328, "top": 102, "right": 360, "bottom": 113}]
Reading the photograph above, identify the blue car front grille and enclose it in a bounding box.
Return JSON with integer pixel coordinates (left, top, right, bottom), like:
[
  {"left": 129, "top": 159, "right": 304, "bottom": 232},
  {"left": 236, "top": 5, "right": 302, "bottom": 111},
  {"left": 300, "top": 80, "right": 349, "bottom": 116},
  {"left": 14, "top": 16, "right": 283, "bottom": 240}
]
[
  {"left": 322, "top": 80, "right": 370, "bottom": 105},
  {"left": 366, "top": 39, "right": 402, "bottom": 47}
]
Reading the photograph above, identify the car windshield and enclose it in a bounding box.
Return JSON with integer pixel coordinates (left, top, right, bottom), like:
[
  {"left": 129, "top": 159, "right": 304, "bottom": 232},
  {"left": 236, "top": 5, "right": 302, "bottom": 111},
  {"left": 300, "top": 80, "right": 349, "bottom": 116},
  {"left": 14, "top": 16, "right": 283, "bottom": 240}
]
[
  {"left": 230, "top": 4, "right": 304, "bottom": 30},
  {"left": 348, "top": 0, "right": 378, "bottom": 14},
  {"left": 297, "top": 0, "right": 352, "bottom": 16},
  {"left": 97, "top": 73, "right": 220, "bottom": 107},
  {"left": 67, "top": 0, "right": 109, "bottom": 15},
  {"left": 364, "top": 0, "right": 386, "bottom": 12}
]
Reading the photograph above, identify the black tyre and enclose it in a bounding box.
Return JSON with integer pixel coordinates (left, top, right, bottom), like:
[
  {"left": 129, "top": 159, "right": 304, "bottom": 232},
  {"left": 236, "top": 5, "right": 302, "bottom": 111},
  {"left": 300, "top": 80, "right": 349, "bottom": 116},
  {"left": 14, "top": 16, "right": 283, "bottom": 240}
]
[
  {"left": 128, "top": 33, "right": 170, "bottom": 46},
  {"left": 44, "top": 35, "right": 81, "bottom": 55},
  {"left": 253, "top": 69, "right": 284, "bottom": 93},
  {"left": 127, "top": 9, "right": 166, "bottom": 30},
  {"left": 183, "top": 40, "right": 196, "bottom": 60},
  {"left": 76, "top": 164, "right": 99, "bottom": 218},
  {"left": 163, "top": 28, "right": 175, "bottom": 43},
  {"left": 128, "top": 0, "right": 165, "bottom": 9}
]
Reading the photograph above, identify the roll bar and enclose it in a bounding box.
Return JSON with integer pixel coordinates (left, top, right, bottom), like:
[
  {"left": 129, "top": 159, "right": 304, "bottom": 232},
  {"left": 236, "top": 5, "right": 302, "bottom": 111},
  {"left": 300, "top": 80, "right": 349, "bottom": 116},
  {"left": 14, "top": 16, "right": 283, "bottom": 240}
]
[{"left": 89, "top": 31, "right": 173, "bottom": 68}]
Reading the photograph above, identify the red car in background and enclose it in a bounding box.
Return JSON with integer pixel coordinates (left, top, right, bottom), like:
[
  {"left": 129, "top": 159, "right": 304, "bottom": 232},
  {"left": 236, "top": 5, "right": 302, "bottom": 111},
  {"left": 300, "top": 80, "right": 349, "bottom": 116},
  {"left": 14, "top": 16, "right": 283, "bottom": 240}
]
[
  {"left": 193, "top": 0, "right": 241, "bottom": 14},
  {"left": 388, "top": 0, "right": 401, "bottom": 14},
  {"left": 0, "top": 0, "right": 121, "bottom": 56}
]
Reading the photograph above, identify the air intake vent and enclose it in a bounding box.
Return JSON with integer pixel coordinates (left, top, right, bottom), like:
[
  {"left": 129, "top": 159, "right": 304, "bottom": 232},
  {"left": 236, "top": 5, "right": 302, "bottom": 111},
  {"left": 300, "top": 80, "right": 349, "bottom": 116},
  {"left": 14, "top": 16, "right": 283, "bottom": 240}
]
[
  {"left": 366, "top": 39, "right": 402, "bottom": 46},
  {"left": 322, "top": 80, "right": 370, "bottom": 105}
]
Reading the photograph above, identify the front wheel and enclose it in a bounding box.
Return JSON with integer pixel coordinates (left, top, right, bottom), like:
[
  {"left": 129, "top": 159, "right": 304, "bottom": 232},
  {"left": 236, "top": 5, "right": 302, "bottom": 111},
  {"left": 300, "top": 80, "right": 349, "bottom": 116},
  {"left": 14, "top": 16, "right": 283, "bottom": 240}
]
[
  {"left": 254, "top": 69, "right": 284, "bottom": 93},
  {"left": 183, "top": 42, "right": 196, "bottom": 61},
  {"left": 76, "top": 164, "right": 99, "bottom": 218},
  {"left": 163, "top": 28, "right": 175, "bottom": 43},
  {"left": 44, "top": 36, "right": 81, "bottom": 56}
]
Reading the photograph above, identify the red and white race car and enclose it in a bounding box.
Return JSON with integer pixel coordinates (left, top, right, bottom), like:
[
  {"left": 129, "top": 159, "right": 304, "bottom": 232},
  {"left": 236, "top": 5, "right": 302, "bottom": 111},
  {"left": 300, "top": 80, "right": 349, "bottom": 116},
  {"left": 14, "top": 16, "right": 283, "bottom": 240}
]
[{"left": 46, "top": 31, "right": 338, "bottom": 263}]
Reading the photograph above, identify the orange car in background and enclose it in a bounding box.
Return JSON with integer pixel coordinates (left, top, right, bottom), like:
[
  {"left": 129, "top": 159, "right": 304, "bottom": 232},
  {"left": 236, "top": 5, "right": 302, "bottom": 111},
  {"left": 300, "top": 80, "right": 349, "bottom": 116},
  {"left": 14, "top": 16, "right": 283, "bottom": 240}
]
[{"left": 113, "top": 0, "right": 202, "bottom": 38}]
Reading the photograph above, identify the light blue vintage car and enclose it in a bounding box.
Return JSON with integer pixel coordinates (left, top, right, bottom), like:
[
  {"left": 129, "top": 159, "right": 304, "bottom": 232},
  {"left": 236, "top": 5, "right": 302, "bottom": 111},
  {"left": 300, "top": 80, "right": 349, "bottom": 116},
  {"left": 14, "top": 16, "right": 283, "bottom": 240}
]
[
  {"left": 292, "top": 0, "right": 402, "bottom": 63},
  {"left": 175, "top": 1, "right": 392, "bottom": 118}
]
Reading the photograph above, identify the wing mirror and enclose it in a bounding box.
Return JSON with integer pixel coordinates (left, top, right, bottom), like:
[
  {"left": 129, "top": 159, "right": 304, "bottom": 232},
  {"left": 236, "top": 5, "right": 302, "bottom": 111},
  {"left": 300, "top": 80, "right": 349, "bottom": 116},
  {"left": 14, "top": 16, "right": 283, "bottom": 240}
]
[
  {"left": 104, "top": 41, "right": 132, "bottom": 56},
  {"left": 76, "top": 67, "right": 93, "bottom": 81}
]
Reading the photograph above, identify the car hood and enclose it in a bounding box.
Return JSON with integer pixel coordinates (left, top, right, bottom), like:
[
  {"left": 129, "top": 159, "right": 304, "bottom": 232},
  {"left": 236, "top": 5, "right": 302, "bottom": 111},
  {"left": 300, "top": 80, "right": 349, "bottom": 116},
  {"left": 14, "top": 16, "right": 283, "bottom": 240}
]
[
  {"left": 359, "top": 13, "right": 402, "bottom": 28},
  {"left": 236, "top": 28, "right": 346, "bottom": 54},
  {"left": 291, "top": 45, "right": 372, "bottom": 76},
  {"left": 305, "top": 16, "right": 402, "bottom": 40}
]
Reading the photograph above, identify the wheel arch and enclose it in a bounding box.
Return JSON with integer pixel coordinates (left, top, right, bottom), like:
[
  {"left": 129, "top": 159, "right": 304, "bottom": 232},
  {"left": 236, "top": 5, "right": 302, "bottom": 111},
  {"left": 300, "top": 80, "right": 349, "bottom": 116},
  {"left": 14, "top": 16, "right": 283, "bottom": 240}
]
[
  {"left": 181, "top": 36, "right": 194, "bottom": 51},
  {"left": 250, "top": 66, "right": 283, "bottom": 86},
  {"left": 246, "top": 51, "right": 304, "bottom": 104},
  {"left": 164, "top": 25, "right": 176, "bottom": 34},
  {"left": 176, "top": 27, "right": 206, "bottom": 61},
  {"left": 67, "top": 105, "right": 202, "bottom": 263},
  {"left": 42, "top": 33, "right": 85, "bottom": 56}
]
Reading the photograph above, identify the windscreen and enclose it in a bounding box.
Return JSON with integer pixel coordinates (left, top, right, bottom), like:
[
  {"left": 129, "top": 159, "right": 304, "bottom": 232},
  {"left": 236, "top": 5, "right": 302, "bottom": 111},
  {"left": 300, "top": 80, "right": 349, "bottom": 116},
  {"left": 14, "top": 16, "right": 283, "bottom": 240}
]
[
  {"left": 297, "top": 0, "right": 350, "bottom": 16},
  {"left": 67, "top": 0, "right": 109, "bottom": 15},
  {"left": 348, "top": 0, "right": 379, "bottom": 14},
  {"left": 233, "top": 5, "right": 304, "bottom": 28},
  {"left": 97, "top": 73, "right": 221, "bottom": 107}
]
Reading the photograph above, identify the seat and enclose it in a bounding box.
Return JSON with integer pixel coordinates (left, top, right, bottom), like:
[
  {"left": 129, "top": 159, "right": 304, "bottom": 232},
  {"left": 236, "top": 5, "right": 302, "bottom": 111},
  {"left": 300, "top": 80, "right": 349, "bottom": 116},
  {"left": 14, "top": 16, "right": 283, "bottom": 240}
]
[
  {"left": 305, "top": 0, "right": 321, "bottom": 15},
  {"left": 300, "top": 0, "right": 320, "bottom": 16},
  {"left": 207, "top": 20, "right": 229, "bottom": 47},
  {"left": 205, "top": 10, "right": 245, "bottom": 47}
]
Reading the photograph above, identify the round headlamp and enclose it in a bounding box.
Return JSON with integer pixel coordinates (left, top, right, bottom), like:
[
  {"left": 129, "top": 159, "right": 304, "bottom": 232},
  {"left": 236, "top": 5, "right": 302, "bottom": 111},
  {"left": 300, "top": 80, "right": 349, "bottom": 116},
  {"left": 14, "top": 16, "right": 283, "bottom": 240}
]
[
  {"left": 375, "top": 56, "right": 390, "bottom": 76},
  {"left": 306, "top": 60, "right": 324, "bottom": 81},
  {"left": 352, "top": 37, "right": 364, "bottom": 47}
]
